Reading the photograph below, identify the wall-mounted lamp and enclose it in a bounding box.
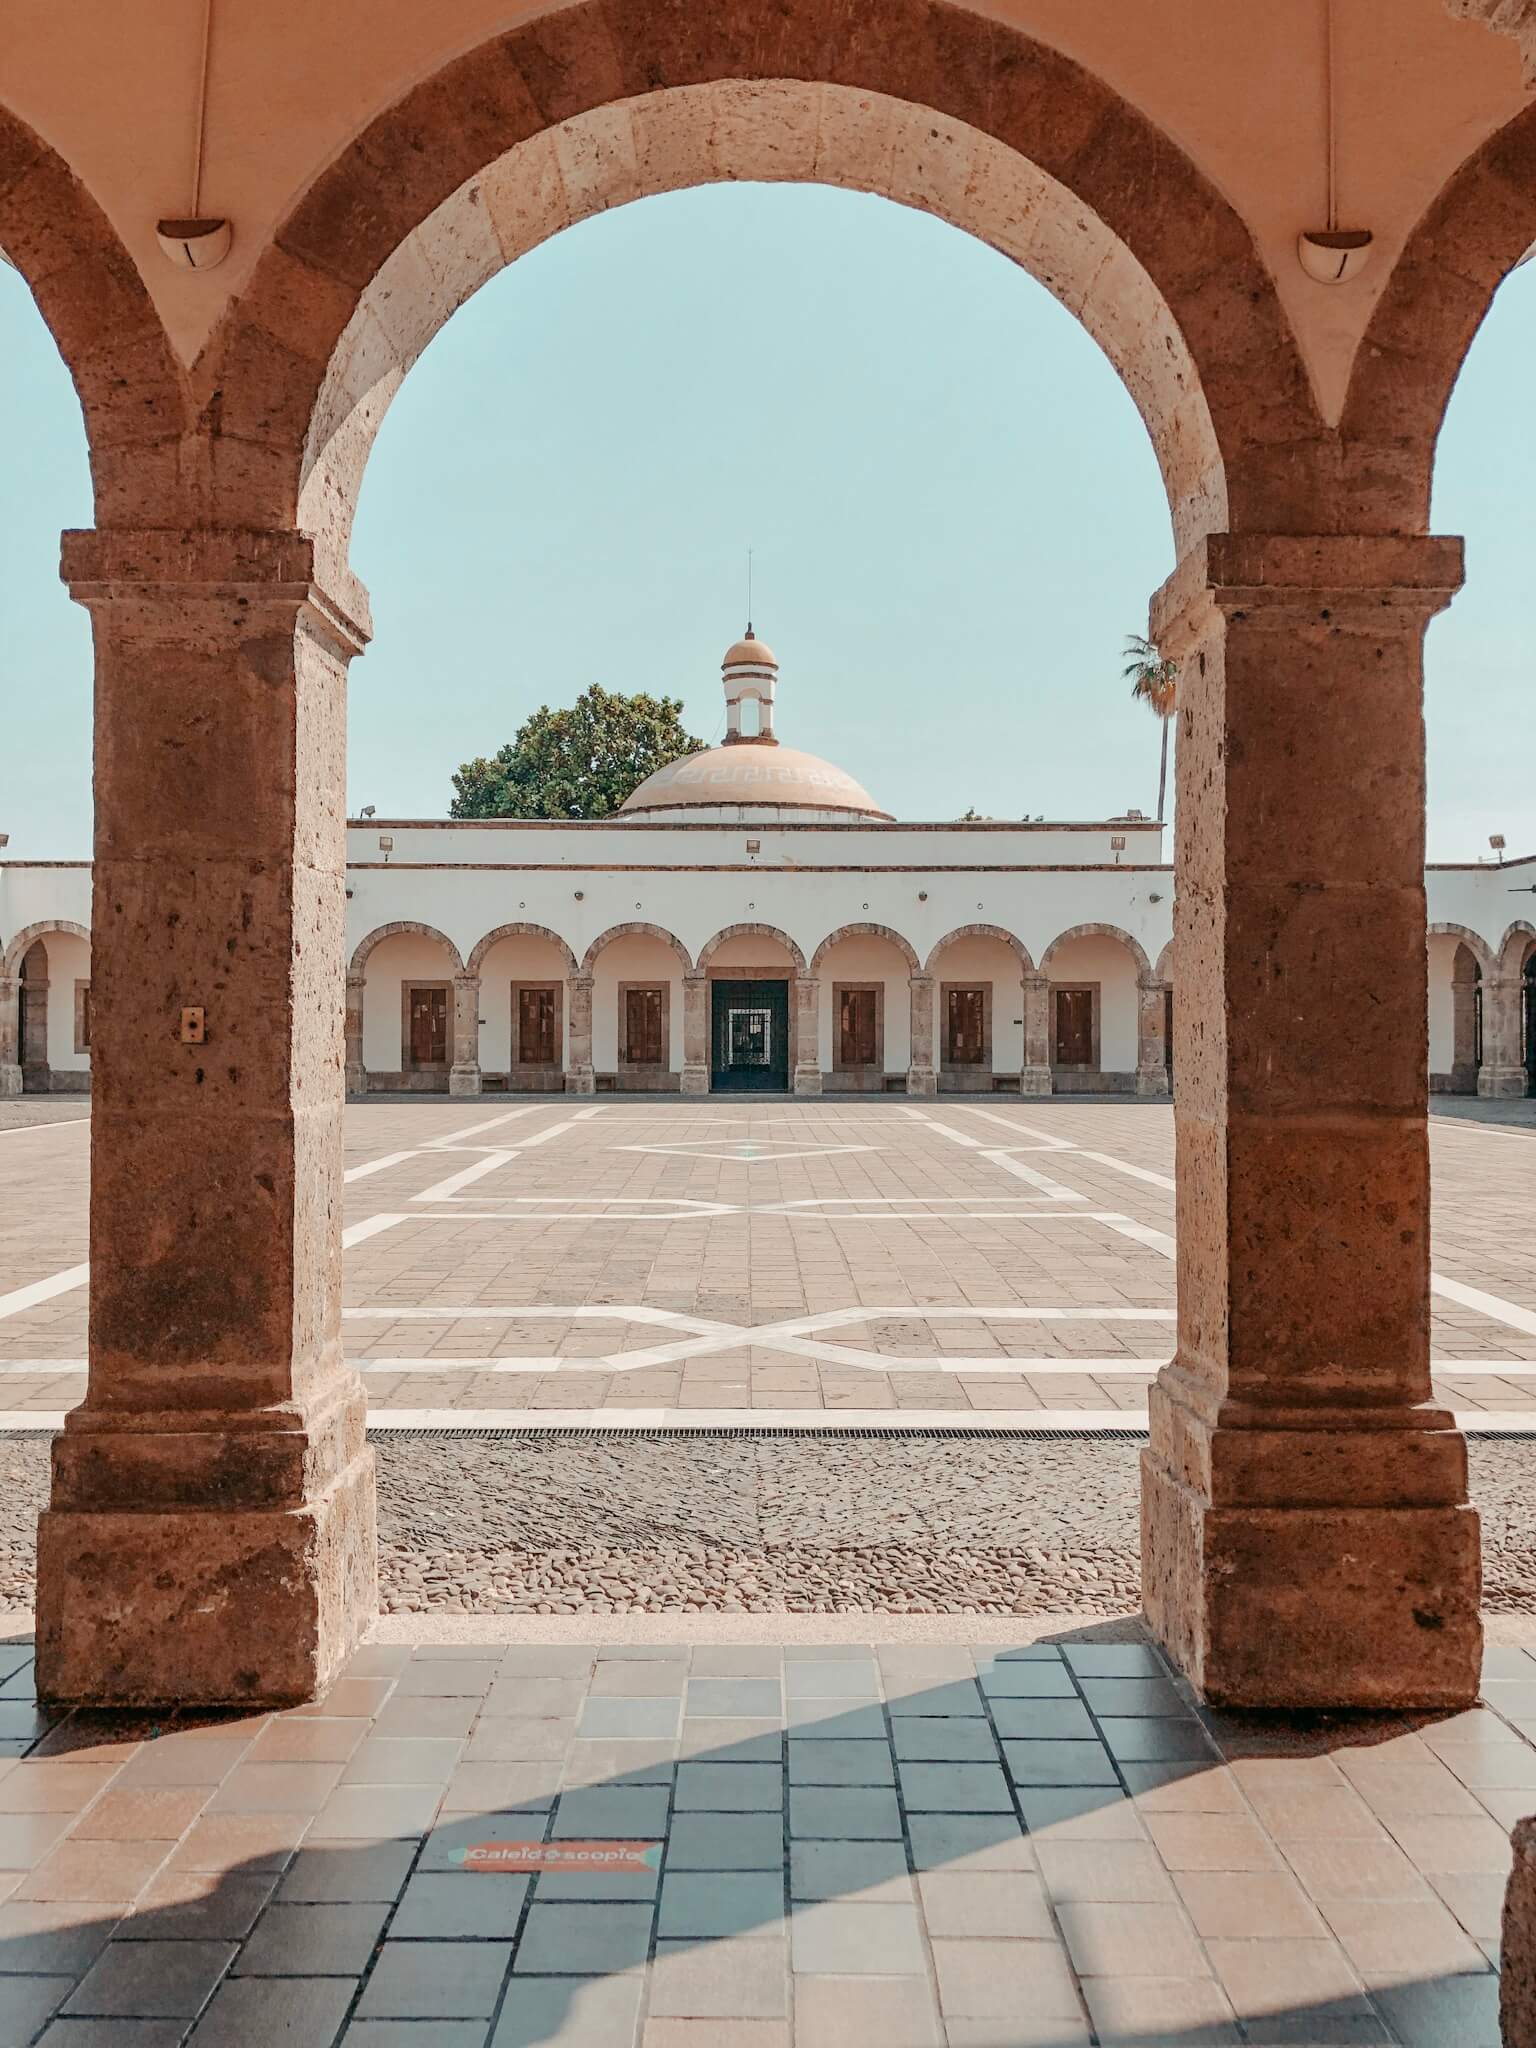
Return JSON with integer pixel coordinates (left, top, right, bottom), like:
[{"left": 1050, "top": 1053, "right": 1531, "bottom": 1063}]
[
  {"left": 746, "top": 839, "right": 760, "bottom": 855},
  {"left": 1490, "top": 833, "right": 1507, "bottom": 866},
  {"left": 573, "top": 889, "right": 584, "bottom": 901},
  {"left": 917, "top": 890, "right": 928, "bottom": 902}
]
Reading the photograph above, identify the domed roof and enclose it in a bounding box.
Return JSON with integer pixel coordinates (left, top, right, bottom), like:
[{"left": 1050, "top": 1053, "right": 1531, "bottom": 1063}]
[
  {"left": 723, "top": 634, "right": 777, "bottom": 668},
  {"left": 621, "top": 743, "right": 890, "bottom": 819}
]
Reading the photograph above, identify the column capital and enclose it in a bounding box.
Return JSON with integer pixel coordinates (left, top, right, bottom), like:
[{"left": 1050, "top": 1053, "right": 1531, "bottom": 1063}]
[
  {"left": 1151, "top": 532, "right": 1464, "bottom": 659},
  {"left": 60, "top": 527, "right": 372, "bottom": 658}
]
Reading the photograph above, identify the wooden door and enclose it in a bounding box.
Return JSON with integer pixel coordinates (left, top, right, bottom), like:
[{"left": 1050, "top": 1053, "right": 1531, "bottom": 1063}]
[
  {"left": 838, "top": 987, "right": 879, "bottom": 1069},
  {"left": 1054, "top": 987, "right": 1094, "bottom": 1066},
  {"left": 409, "top": 986, "right": 447, "bottom": 1066},
  {"left": 945, "top": 987, "right": 985, "bottom": 1065},
  {"left": 517, "top": 985, "right": 558, "bottom": 1065},
  {"left": 624, "top": 986, "right": 666, "bottom": 1066}
]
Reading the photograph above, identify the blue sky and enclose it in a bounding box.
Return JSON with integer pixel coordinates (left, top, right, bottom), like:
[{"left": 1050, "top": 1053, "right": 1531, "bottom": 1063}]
[{"left": 1, "top": 183, "right": 1531, "bottom": 861}]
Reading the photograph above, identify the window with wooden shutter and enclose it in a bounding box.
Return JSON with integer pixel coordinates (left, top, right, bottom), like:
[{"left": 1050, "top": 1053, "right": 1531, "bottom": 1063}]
[
  {"left": 517, "top": 985, "right": 558, "bottom": 1066},
  {"left": 76, "top": 982, "right": 92, "bottom": 1054},
  {"left": 945, "top": 986, "right": 986, "bottom": 1066},
  {"left": 837, "top": 986, "right": 880, "bottom": 1069},
  {"left": 1053, "top": 986, "right": 1095, "bottom": 1066},
  {"left": 408, "top": 985, "right": 448, "bottom": 1066},
  {"left": 623, "top": 985, "right": 667, "bottom": 1066}
]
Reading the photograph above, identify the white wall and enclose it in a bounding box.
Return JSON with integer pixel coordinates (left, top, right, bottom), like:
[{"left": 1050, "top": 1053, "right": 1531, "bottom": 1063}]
[
  {"left": 1427, "top": 932, "right": 1460, "bottom": 1074},
  {"left": 927, "top": 935, "right": 1026, "bottom": 1071},
  {"left": 361, "top": 932, "right": 461, "bottom": 1071},
  {"left": 42, "top": 931, "right": 91, "bottom": 1071},
  {"left": 591, "top": 934, "right": 684, "bottom": 1072},
  {"left": 475, "top": 933, "right": 572, "bottom": 1069},
  {"left": 1044, "top": 933, "right": 1141, "bottom": 1071},
  {"left": 815, "top": 935, "right": 913, "bottom": 1073}
]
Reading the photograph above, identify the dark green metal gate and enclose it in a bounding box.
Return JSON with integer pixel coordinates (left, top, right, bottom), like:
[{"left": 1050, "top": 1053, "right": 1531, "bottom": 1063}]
[{"left": 710, "top": 979, "right": 790, "bottom": 1093}]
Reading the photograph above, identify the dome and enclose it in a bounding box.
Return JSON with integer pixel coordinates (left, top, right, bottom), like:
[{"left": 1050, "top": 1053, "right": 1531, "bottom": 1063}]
[
  {"left": 620, "top": 743, "right": 890, "bottom": 819},
  {"left": 723, "top": 635, "right": 777, "bottom": 668}
]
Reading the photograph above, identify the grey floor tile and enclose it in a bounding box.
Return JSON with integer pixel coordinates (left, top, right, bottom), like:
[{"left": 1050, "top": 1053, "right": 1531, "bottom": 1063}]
[
  {"left": 392, "top": 1660, "right": 500, "bottom": 1699},
  {"left": 482, "top": 1680, "right": 586, "bottom": 1718},
  {"left": 277, "top": 1840, "right": 416, "bottom": 1902},
  {"left": 65, "top": 1940, "right": 236, "bottom": 2019},
  {"left": 975, "top": 1662, "right": 1077, "bottom": 1700},
  {"left": 0, "top": 1978, "right": 74, "bottom": 2041},
  {"left": 560, "top": 1744, "right": 675, "bottom": 1791},
  {"left": 490, "top": 1974, "right": 642, "bottom": 2046},
  {"left": 464, "top": 1719, "right": 575, "bottom": 1764},
  {"left": 1036, "top": 1839, "right": 1178, "bottom": 1904},
  {"left": 1098, "top": 1719, "right": 1215, "bottom": 1765},
  {"left": 678, "top": 1722, "right": 780, "bottom": 1765},
  {"left": 989, "top": 1699, "right": 1097, "bottom": 1742},
  {"left": 36, "top": 2020, "right": 192, "bottom": 2048},
  {"left": 342, "top": 1737, "right": 464, "bottom": 1786},
  {"left": 787, "top": 1741, "right": 893, "bottom": 1787},
  {"left": 552, "top": 1788, "right": 669, "bottom": 1838},
  {"left": 1370, "top": 1972, "right": 1502, "bottom": 2048},
  {"left": 496, "top": 1649, "right": 595, "bottom": 1681},
  {"left": 0, "top": 1900, "right": 117, "bottom": 1976},
  {"left": 887, "top": 1682, "right": 982, "bottom": 1718},
  {"left": 792, "top": 1973, "right": 942, "bottom": 2047},
  {"left": 512, "top": 1903, "right": 652, "bottom": 1976},
  {"left": 784, "top": 1702, "right": 886, "bottom": 1739},
  {"left": 234, "top": 1899, "right": 390, "bottom": 1975},
  {"left": 788, "top": 1787, "right": 902, "bottom": 1840},
  {"left": 356, "top": 1940, "right": 513, "bottom": 2018},
  {"left": 789, "top": 1898, "right": 925, "bottom": 1974},
  {"left": 447, "top": 1762, "right": 561, "bottom": 1809},
  {"left": 189, "top": 1976, "right": 360, "bottom": 2045},
  {"left": 576, "top": 1699, "right": 681, "bottom": 1742},
  {"left": 890, "top": 1720, "right": 997, "bottom": 1763},
  {"left": 898, "top": 1761, "right": 1013, "bottom": 1813},
  {"left": 907, "top": 1812, "right": 1034, "bottom": 1873},
  {"left": 312, "top": 1784, "right": 443, "bottom": 1841},
  {"left": 1018, "top": 1788, "right": 1144, "bottom": 1840},
  {"left": 674, "top": 1764, "right": 783, "bottom": 1813},
  {"left": 586, "top": 1664, "right": 687, "bottom": 1700},
  {"left": 647, "top": 1938, "right": 787, "bottom": 2018},
  {"left": 665, "top": 1813, "right": 784, "bottom": 1870},
  {"left": 1077, "top": 1677, "right": 1189, "bottom": 1718},
  {"left": 658, "top": 1870, "right": 784, "bottom": 1939},
  {"left": 685, "top": 1681, "right": 782, "bottom": 1719},
  {"left": 688, "top": 1650, "right": 784, "bottom": 1680},
  {"left": 789, "top": 1839, "right": 913, "bottom": 1902},
  {"left": 1004, "top": 1741, "right": 1119, "bottom": 1789},
  {"left": 343, "top": 2025, "right": 489, "bottom": 2048},
  {"left": 783, "top": 1664, "right": 879, "bottom": 1701},
  {"left": 390, "top": 1871, "right": 529, "bottom": 1939},
  {"left": 1062, "top": 1646, "right": 1164, "bottom": 1678}
]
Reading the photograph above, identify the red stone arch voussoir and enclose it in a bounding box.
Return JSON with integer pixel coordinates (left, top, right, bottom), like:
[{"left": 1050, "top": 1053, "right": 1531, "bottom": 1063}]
[
  {"left": 348, "top": 920, "right": 466, "bottom": 975},
  {"left": 0, "top": 100, "right": 187, "bottom": 522},
  {"left": 466, "top": 922, "right": 579, "bottom": 978},
  {"left": 1428, "top": 922, "right": 1496, "bottom": 976},
  {"left": 213, "top": 0, "right": 1324, "bottom": 569},
  {"left": 810, "top": 923, "right": 921, "bottom": 976},
  {"left": 1497, "top": 920, "right": 1536, "bottom": 975},
  {"left": 580, "top": 922, "right": 693, "bottom": 975},
  {"left": 1153, "top": 938, "right": 1176, "bottom": 985},
  {"left": 923, "top": 924, "right": 1033, "bottom": 976},
  {"left": 2, "top": 918, "right": 91, "bottom": 980},
  {"left": 696, "top": 923, "right": 807, "bottom": 974},
  {"left": 1342, "top": 94, "right": 1536, "bottom": 531},
  {"left": 1038, "top": 921, "right": 1154, "bottom": 982}
]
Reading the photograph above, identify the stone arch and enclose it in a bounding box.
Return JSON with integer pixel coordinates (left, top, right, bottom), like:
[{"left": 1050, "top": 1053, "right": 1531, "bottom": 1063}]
[
  {"left": 1039, "top": 922, "right": 1154, "bottom": 982},
  {"left": 210, "top": 0, "right": 1327, "bottom": 585},
  {"left": 1429, "top": 922, "right": 1495, "bottom": 975},
  {"left": 810, "top": 923, "right": 920, "bottom": 976},
  {"left": 2, "top": 918, "right": 91, "bottom": 979},
  {"left": 0, "top": 99, "right": 187, "bottom": 522},
  {"left": 923, "top": 925, "right": 1034, "bottom": 976},
  {"left": 581, "top": 923, "right": 692, "bottom": 975},
  {"left": 1153, "top": 938, "right": 1176, "bottom": 984},
  {"left": 348, "top": 920, "right": 465, "bottom": 975},
  {"left": 1498, "top": 920, "right": 1536, "bottom": 976},
  {"left": 466, "top": 922, "right": 578, "bottom": 978},
  {"left": 696, "top": 923, "right": 806, "bottom": 974},
  {"left": 1341, "top": 94, "right": 1536, "bottom": 532}
]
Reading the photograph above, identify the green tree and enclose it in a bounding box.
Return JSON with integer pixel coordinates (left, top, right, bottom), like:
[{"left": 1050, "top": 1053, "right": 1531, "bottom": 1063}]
[
  {"left": 449, "top": 684, "right": 705, "bottom": 820},
  {"left": 1123, "top": 633, "right": 1179, "bottom": 824}
]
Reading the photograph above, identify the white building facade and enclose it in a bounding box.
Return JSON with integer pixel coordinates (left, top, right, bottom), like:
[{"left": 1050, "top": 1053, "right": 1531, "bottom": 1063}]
[{"left": 4, "top": 636, "right": 1535, "bottom": 1100}]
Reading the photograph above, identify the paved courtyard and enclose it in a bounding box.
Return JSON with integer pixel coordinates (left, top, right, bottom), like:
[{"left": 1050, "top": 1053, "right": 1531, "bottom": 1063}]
[{"left": 2, "top": 1096, "right": 1534, "bottom": 1423}]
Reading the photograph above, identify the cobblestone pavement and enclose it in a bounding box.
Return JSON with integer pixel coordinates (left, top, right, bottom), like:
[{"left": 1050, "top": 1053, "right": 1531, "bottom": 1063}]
[
  {"left": 0, "top": 1626, "right": 1518, "bottom": 2045},
  {"left": 2, "top": 1096, "right": 1535, "bottom": 1420}
]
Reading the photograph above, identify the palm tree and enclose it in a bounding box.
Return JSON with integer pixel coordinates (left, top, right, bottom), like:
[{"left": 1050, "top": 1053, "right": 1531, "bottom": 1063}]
[{"left": 1124, "top": 634, "right": 1179, "bottom": 824}]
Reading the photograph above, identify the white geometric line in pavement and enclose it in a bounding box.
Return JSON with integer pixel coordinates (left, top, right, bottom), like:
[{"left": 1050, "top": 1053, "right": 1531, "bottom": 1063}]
[
  {"left": 980, "top": 1152, "right": 1085, "bottom": 1202},
  {"left": 341, "top": 1214, "right": 408, "bottom": 1249},
  {"left": 1076, "top": 1152, "right": 1177, "bottom": 1192},
  {"left": 0, "top": 1264, "right": 90, "bottom": 1322},
  {"left": 0, "top": 1118, "right": 89, "bottom": 1140},
  {"left": 8, "top": 1357, "right": 1531, "bottom": 1378},
  {"left": 900, "top": 1108, "right": 985, "bottom": 1149},
  {"left": 942, "top": 1105, "right": 1078, "bottom": 1150},
  {"left": 412, "top": 1150, "right": 520, "bottom": 1203},
  {"left": 1096, "top": 1214, "right": 1178, "bottom": 1258},
  {"left": 1431, "top": 1274, "right": 1536, "bottom": 1339},
  {"left": 344, "top": 1151, "right": 419, "bottom": 1183},
  {"left": 423, "top": 1105, "right": 555, "bottom": 1148}
]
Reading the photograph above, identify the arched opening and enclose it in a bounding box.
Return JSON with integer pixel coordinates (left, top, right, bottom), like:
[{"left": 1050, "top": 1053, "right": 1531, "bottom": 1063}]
[
  {"left": 584, "top": 925, "right": 691, "bottom": 1093},
  {"left": 1039, "top": 924, "right": 1151, "bottom": 1096},
  {"left": 924, "top": 928, "right": 1029, "bottom": 1094},
  {"left": 350, "top": 922, "right": 466, "bottom": 1094},
  {"left": 465, "top": 923, "right": 579, "bottom": 1093},
  {"left": 1428, "top": 929, "right": 1492, "bottom": 1095},
  {"left": 697, "top": 927, "right": 803, "bottom": 1095},
  {"left": 1, "top": 921, "right": 92, "bottom": 1098},
  {"left": 811, "top": 926, "right": 920, "bottom": 1093}
]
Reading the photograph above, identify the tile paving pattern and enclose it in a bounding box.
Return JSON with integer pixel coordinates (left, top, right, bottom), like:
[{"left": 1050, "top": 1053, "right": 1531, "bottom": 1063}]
[{"left": 0, "top": 1631, "right": 1521, "bottom": 2043}]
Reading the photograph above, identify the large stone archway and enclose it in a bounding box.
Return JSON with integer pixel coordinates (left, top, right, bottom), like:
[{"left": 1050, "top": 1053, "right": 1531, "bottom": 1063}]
[{"left": 0, "top": 919, "right": 92, "bottom": 1099}]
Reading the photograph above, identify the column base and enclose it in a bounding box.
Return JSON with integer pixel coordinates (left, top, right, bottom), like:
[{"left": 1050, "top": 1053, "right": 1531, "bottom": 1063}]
[
  {"left": 345, "top": 1063, "right": 367, "bottom": 1097},
  {"left": 448, "top": 1067, "right": 482, "bottom": 1098},
  {"left": 793, "top": 1065, "right": 822, "bottom": 1097},
  {"left": 36, "top": 1442, "right": 377, "bottom": 1708},
  {"left": 1141, "top": 1390, "right": 1481, "bottom": 1709},
  {"left": 1020, "top": 1066, "right": 1052, "bottom": 1097},
  {"left": 680, "top": 1065, "right": 709, "bottom": 1096},
  {"left": 566, "top": 1066, "right": 595, "bottom": 1097},
  {"left": 0, "top": 1063, "right": 20, "bottom": 1099},
  {"left": 906, "top": 1067, "right": 937, "bottom": 1097},
  {"left": 1503, "top": 1818, "right": 1536, "bottom": 2048},
  {"left": 1136, "top": 1068, "right": 1171, "bottom": 1098},
  {"left": 1479, "top": 1065, "right": 1528, "bottom": 1098}
]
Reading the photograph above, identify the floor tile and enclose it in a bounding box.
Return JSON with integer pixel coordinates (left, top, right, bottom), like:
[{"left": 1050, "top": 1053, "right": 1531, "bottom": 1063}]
[
  {"left": 931, "top": 1937, "right": 1082, "bottom": 2019},
  {"left": 63, "top": 1939, "right": 236, "bottom": 2018},
  {"left": 1057, "top": 1900, "right": 1210, "bottom": 1979},
  {"left": 390, "top": 1872, "right": 529, "bottom": 1939},
  {"left": 553, "top": 1787, "right": 669, "bottom": 1838},
  {"left": 647, "top": 1938, "right": 787, "bottom": 2019},
  {"left": 657, "top": 1871, "right": 783, "bottom": 1940},
  {"left": 235, "top": 1899, "right": 390, "bottom": 1975},
  {"left": 918, "top": 1868, "right": 1055, "bottom": 1938},
  {"left": 789, "top": 1899, "right": 924, "bottom": 1974},
  {"left": 576, "top": 1698, "right": 681, "bottom": 1741},
  {"left": 356, "top": 1940, "right": 513, "bottom": 2017},
  {"left": 792, "top": 1973, "right": 942, "bottom": 2047},
  {"left": 1082, "top": 1974, "right": 1240, "bottom": 2045},
  {"left": 673, "top": 1763, "right": 783, "bottom": 1812},
  {"left": 789, "top": 1839, "right": 913, "bottom": 1902},
  {"left": 788, "top": 1787, "right": 902, "bottom": 1839},
  {"left": 665, "top": 1813, "right": 784, "bottom": 1870},
  {"left": 189, "top": 1975, "right": 360, "bottom": 2045},
  {"left": 787, "top": 1741, "right": 893, "bottom": 1786},
  {"left": 513, "top": 1903, "right": 652, "bottom": 1975},
  {"left": 685, "top": 1681, "right": 781, "bottom": 1719},
  {"left": 896, "top": 1761, "right": 1013, "bottom": 1813}
]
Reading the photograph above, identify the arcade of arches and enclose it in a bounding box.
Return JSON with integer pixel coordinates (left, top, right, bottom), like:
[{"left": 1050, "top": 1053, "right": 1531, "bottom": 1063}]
[{"left": 5, "top": 0, "right": 1536, "bottom": 1763}]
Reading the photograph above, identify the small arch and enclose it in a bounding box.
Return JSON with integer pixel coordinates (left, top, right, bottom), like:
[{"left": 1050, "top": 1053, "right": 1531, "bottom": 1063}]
[
  {"left": 1153, "top": 938, "right": 1176, "bottom": 985},
  {"left": 2, "top": 919, "right": 91, "bottom": 979},
  {"left": 1038, "top": 923, "right": 1154, "bottom": 982},
  {"left": 810, "top": 924, "right": 920, "bottom": 976},
  {"left": 467, "top": 922, "right": 578, "bottom": 978},
  {"left": 1497, "top": 921, "right": 1536, "bottom": 976},
  {"left": 349, "top": 921, "right": 465, "bottom": 976},
  {"left": 1429, "top": 922, "right": 1495, "bottom": 976},
  {"left": 696, "top": 924, "right": 806, "bottom": 974},
  {"left": 923, "top": 925, "right": 1034, "bottom": 976},
  {"left": 581, "top": 923, "right": 693, "bottom": 975}
]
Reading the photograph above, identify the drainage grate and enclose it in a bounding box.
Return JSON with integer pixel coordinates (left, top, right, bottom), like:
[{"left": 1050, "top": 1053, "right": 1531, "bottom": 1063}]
[{"left": 367, "top": 1424, "right": 1151, "bottom": 1443}]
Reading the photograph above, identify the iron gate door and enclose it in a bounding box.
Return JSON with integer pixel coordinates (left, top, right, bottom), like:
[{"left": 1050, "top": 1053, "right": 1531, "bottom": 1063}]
[{"left": 710, "top": 979, "right": 790, "bottom": 1092}]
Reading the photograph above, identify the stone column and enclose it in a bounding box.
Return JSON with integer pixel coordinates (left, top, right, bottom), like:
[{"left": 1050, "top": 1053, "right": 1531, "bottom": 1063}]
[
  {"left": 1477, "top": 973, "right": 1525, "bottom": 1097},
  {"left": 35, "top": 528, "right": 377, "bottom": 1707},
  {"left": 0, "top": 976, "right": 20, "bottom": 1098},
  {"left": 1140, "top": 533, "right": 1480, "bottom": 1710},
  {"left": 448, "top": 972, "right": 482, "bottom": 1097},
  {"left": 566, "top": 973, "right": 595, "bottom": 1095},
  {"left": 1021, "top": 972, "right": 1052, "bottom": 1096},
  {"left": 344, "top": 971, "right": 366, "bottom": 1097},
  {"left": 20, "top": 966, "right": 49, "bottom": 1087},
  {"left": 1136, "top": 977, "right": 1171, "bottom": 1097},
  {"left": 792, "top": 974, "right": 822, "bottom": 1096},
  {"left": 680, "top": 971, "right": 709, "bottom": 1095},
  {"left": 906, "top": 973, "right": 937, "bottom": 1095},
  {"left": 1450, "top": 961, "right": 1480, "bottom": 1095}
]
